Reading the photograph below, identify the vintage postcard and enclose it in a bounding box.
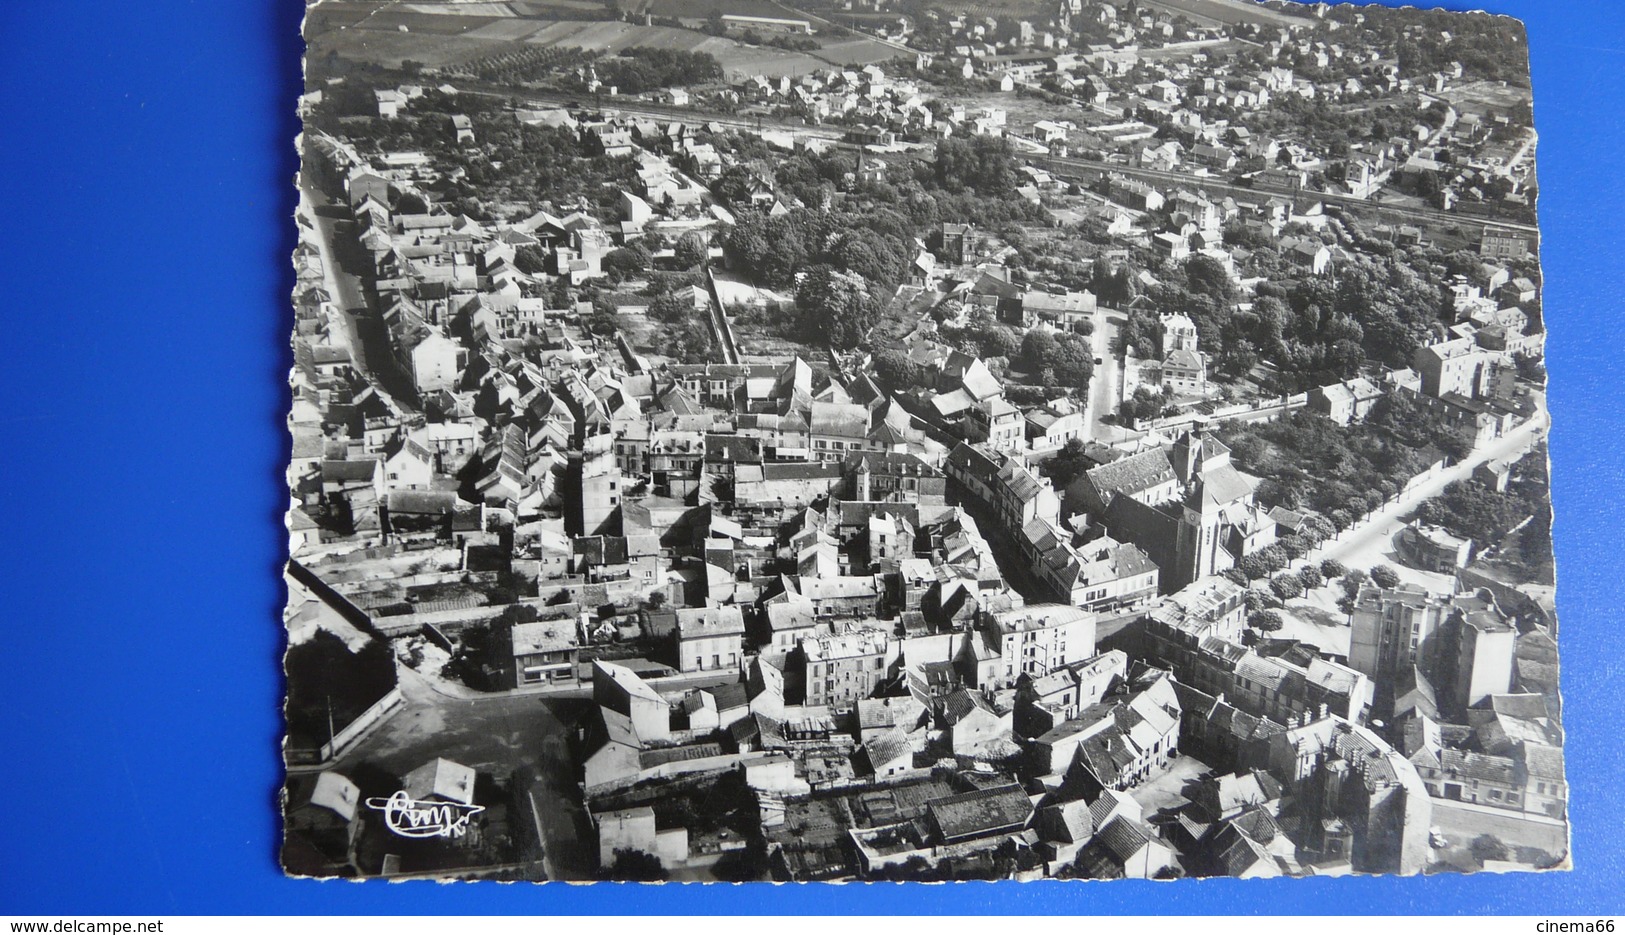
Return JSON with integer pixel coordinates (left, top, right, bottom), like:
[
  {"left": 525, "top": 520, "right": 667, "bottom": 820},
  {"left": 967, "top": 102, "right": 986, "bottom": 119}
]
[{"left": 283, "top": 0, "right": 1562, "bottom": 882}]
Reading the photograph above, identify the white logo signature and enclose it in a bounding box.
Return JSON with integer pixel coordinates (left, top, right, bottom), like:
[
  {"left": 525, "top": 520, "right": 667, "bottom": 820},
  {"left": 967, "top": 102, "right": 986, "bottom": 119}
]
[{"left": 365, "top": 790, "right": 485, "bottom": 839}]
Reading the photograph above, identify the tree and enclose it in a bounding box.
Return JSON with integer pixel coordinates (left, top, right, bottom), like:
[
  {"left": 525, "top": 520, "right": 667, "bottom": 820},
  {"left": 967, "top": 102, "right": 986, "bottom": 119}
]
[
  {"left": 674, "top": 231, "right": 709, "bottom": 269},
  {"left": 1340, "top": 568, "right": 1368, "bottom": 602},
  {"left": 513, "top": 243, "right": 550, "bottom": 275},
  {"left": 1270, "top": 572, "right": 1303, "bottom": 600},
  {"left": 1320, "top": 558, "right": 1347, "bottom": 579},
  {"left": 1513, "top": 351, "right": 1546, "bottom": 383},
  {"left": 1119, "top": 385, "right": 1167, "bottom": 425},
  {"left": 1017, "top": 330, "right": 1095, "bottom": 395},
  {"left": 1041, "top": 437, "right": 1093, "bottom": 488},
  {"left": 1369, "top": 564, "right": 1401, "bottom": 589},
  {"left": 1256, "top": 544, "right": 1289, "bottom": 574},
  {"left": 649, "top": 292, "right": 691, "bottom": 324},
  {"left": 873, "top": 348, "right": 926, "bottom": 391},
  {"left": 601, "top": 848, "right": 668, "bottom": 881},
  {"left": 1470, "top": 835, "right": 1510, "bottom": 864},
  {"left": 586, "top": 306, "right": 618, "bottom": 335},
  {"left": 1020, "top": 329, "right": 1058, "bottom": 370},
  {"left": 971, "top": 322, "right": 1020, "bottom": 360},
  {"left": 796, "top": 265, "right": 880, "bottom": 350},
  {"left": 931, "top": 135, "right": 1019, "bottom": 195},
  {"left": 1278, "top": 533, "right": 1310, "bottom": 560},
  {"left": 1306, "top": 515, "right": 1337, "bottom": 542},
  {"left": 1184, "top": 254, "right": 1237, "bottom": 303},
  {"left": 1298, "top": 565, "right": 1325, "bottom": 590},
  {"left": 1237, "top": 554, "right": 1271, "bottom": 582},
  {"left": 1249, "top": 609, "right": 1284, "bottom": 632},
  {"left": 603, "top": 243, "right": 652, "bottom": 281}
]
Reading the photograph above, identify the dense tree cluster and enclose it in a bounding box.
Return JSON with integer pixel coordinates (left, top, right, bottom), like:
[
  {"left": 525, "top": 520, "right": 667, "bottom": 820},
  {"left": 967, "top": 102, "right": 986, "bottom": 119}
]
[
  {"left": 1117, "top": 308, "right": 1165, "bottom": 360},
  {"left": 794, "top": 266, "right": 884, "bottom": 350},
  {"left": 929, "top": 135, "right": 1021, "bottom": 195},
  {"left": 1415, "top": 461, "right": 1549, "bottom": 555},
  {"left": 1039, "top": 437, "right": 1092, "bottom": 489},
  {"left": 723, "top": 206, "right": 913, "bottom": 292},
  {"left": 1019, "top": 328, "right": 1095, "bottom": 395},
  {"left": 941, "top": 308, "right": 1021, "bottom": 362},
  {"left": 602, "top": 243, "right": 653, "bottom": 283},
  {"left": 1119, "top": 385, "right": 1169, "bottom": 424},
  {"left": 1139, "top": 243, "right": 1449, "bottom": 390},
  {"left": 872, "top": 348, "right": 928, "bottom": 392},
  {"left": 1217, "top": 404, "right": 1468, "bottom": 522},
  {"left": 284, "top": 630, "right": 397, "bottom": 750},
  {"left": 592, "top": 48, "right": 723, "bottom": 95},
  {"left": 599, "top": 849, "right": 668, "bottom": 882}
]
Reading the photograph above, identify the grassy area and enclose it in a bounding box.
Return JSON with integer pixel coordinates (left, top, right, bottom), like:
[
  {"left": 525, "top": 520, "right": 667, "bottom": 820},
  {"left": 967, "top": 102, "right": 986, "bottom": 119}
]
[
  {"left": 1138, "top": 0, "right": 1308, "bottom": 28},
  {"left": 307, "top": 3, "right": 835, "bottom": 77}
]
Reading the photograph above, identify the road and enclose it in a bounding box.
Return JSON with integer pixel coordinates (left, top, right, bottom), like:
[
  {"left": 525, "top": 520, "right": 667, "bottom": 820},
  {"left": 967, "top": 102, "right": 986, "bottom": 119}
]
[
  {"left": 1300, "top": 410, "right": 1549, "bottom": 575},
  {"left": 1086, "top": 308, "right": 1128, "bottom": 443},
  {"left": 297, "top": 188, "right": 367, "bottom": 369},
  {"left": 300, "top": 177, "right": 423, "bottom": 409}
]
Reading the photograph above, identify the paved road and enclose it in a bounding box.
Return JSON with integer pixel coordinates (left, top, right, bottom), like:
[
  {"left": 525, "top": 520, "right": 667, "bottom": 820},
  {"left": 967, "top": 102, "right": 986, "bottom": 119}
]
[
  {"left": 1086, "top": 309, "right": 1127, "bottom": 443},
  {"left": 297, "top": 189, "right": 367, "bottom": 369},
  {"left": 1431, "top": 797, "right": 1568, "bottom": 857},
  {"left": 300, "top": 179, "right": 423, "bottom": 409}
]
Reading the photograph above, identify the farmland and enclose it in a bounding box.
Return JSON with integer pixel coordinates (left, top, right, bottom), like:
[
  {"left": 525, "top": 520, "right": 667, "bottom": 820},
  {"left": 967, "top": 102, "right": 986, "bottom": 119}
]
[
  {"left": 305, "top": 0, "right": 902, "bottom": 78},
  {"left": 1131, "top": 0, "right": 1309, "bottom": 29},
  {"left": 625, "top": 0, "right": 793, "bottom": 20}
]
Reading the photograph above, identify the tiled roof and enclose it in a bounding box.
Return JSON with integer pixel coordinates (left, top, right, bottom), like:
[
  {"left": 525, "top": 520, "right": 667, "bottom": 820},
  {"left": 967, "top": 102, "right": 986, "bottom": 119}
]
[
  {"left": 1441, "top": 748, "right": 1518, "bottom": 785},
  {"left": 511, "top": 620, "right": 578, "bottom": 656},
  {"left": 927, "top": 784, "right": 1032, "bottom": 841},
  {"left": 941, "top": 687, "right": 996, "bottom": 725},
  {"left": 1085, "top": 449, "right": 1177, "bottom": 500},
  {"left": 1093, "top": 816, "right": 1153, "bottom": 863},
  {"left": 1522, "top": 743, "right": 1565, "bottom": 781}
]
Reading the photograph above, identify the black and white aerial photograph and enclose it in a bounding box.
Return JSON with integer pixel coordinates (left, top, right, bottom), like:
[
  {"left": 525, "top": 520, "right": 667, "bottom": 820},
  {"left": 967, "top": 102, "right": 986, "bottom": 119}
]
[{"left": 281, "top": 0, "right": 1563, "bottom": 883}]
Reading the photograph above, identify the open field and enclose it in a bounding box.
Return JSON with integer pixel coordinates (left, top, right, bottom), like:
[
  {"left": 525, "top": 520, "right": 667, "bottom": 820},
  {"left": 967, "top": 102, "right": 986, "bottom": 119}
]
[
  {"left": 815, "top": 36, "right": 909, "bottom": 66},
  {"left": 1136, "top": 37, "right": 1255, "bottom": 62},
  {"left": 1435, "top": 80, "right": 1534, "bottom": 114},
  {"left": 308, "top": 0, "right": 901, "bottom": 75},
  {"left": 1129, "top": 0, "right": 1309, "bottom": 29},
  {"left": 630, "top": 0, "right": 795, "bottom": 19},
  {"left": 886, "top": 0, "right": 1053, "bottom": 17},
  {"left": 310, "top": 5, "right": 848, "bottom": 77}
]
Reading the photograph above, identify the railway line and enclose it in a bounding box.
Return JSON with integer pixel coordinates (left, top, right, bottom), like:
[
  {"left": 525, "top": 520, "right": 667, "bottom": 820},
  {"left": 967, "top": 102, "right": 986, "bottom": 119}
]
[{"left": 454, "top": 87, "right": 1539, "bottom": 236}]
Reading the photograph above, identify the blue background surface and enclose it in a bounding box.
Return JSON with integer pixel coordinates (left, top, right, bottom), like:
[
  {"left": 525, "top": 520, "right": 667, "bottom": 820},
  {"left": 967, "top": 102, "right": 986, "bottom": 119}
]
[{"left": 0, "top": 0, "right": 1618, "bottom": 915}]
